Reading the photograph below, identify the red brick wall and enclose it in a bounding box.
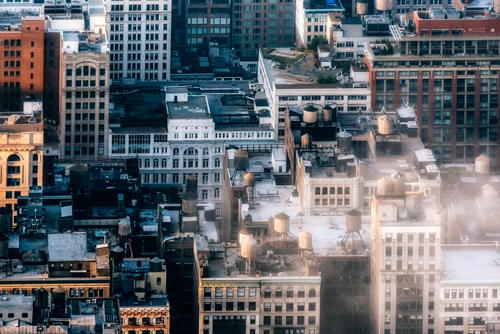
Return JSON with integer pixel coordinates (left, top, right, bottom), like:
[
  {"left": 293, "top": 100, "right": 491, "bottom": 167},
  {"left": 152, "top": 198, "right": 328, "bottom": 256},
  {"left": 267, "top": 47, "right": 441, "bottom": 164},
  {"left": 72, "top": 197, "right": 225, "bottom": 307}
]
[
  {"left": 414, "top": 12, "right": 500, "bottom": 36},
  {"left": 0, "top": 18, "right": 45, "bottom": 111}
]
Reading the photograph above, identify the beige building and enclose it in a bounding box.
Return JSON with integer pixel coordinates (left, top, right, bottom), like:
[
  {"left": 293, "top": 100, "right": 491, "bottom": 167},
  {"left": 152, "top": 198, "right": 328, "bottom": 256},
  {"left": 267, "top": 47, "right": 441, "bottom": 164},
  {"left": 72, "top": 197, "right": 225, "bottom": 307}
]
[
  {"left": 0, "top": 97, "right": 43, "bottom": 221},
  {"left": 370, "top": 176, "right": 442, "bottom": 334},
  {"left": 60, "top": 32, "right": 110, "bottom": 161}
]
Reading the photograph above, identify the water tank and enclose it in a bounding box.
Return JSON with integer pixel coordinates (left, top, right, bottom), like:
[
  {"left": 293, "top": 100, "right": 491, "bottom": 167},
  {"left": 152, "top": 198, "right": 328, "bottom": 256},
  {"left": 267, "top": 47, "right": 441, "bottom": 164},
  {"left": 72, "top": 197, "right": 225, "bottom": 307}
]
[
  {"left": 34, "top": 288, "right": 49, "bottom": 308},
  {"left": 0, "top": 207, "right": 13, "bottom": 234},
  {"left": 182, "top": 192, "right": 198, "bottom": 214},
  {"left": 274, "top": 212, "right": 290, "bottom": 234},
  {"left": 376, "top": 0, "right": 390, "bottom": 11},
  {"left": 357, "top": 0, "right": 368, "bottom": 14},
  {"left": 244, "top": 172, "right": 256, "bottom": 187},
  {"left": 118, "top": 218, "right": 132, "bottom": 236},
  {"left": 323, "top": 105, "right": 333, "bottom": 123},
  {"left": 234, "top": 149, "right": 249, "bottom": 170},
  {"left": 337, "top": 130, "right": 353, "bottom": 150},
  {"left": 239, "top": 228, "right": 252, "bottom": 245},
  {"left": 150, "top": 257, "right": 163, "bottom": 272},
  {"left": 390, "top": 172, "right": 406, "bottom": 195},
  {"left": 377, "top": 176, "right": 392, "bottom": 195},
  {"left": 475, "top": 154, "right": 490, "bottom": 174},
  {"left": 301, "top": 134, "right": 313, "bottom": 149},
  {"left": 112, "top": 245, "right": 124, "bottom": 264},
  {"left": 378, "top": 114, "right": 394, "bottom": 135},
  {"left": 0, "top": 234, "right": 8, "bottom": 258},
  {"left": 303, "top": 105, "right": 318, "bottom": 123},
  {"left": 241, "top": 236, "right": 257, "bottom": 259},
  {"left": 244, "top": 213, "right": 253, "bottom": 222},
  {"left": 69, "top": 164, "right": 89, "bottom": 189},
  {"left": 186, "top": 175, "right": 198, "bottom": 194},
  {"left": 52, "top": 286, "right": 66, "bottom": 317},
  {"left": 346, "top": 209, "right": 362, "bottom": 231},
  {"left": 298, "top": 230, "right": 313, "bottom": 249}
]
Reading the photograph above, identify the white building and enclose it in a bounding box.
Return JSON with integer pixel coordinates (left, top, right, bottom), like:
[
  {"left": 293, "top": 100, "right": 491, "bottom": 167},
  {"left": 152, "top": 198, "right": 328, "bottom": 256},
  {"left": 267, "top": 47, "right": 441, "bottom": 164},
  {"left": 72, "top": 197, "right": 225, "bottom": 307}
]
[
  {"left": 370, "top": 179, "right": 442, "bottom": 334},
  {"left": 105, "top": 0, "right": 171, "bottom": 82},
  {"left": 257, "top": 50, "right": 371, "bottom": 140}
]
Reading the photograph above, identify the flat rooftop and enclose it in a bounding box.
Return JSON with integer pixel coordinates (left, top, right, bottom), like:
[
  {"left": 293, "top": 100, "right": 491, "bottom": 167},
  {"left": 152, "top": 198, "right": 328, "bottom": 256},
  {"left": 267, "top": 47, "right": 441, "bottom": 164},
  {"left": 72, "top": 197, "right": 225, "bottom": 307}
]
[
  {"left": 166, "top": 96, "right": 211, "bottom": 120},
  {"left": 0, "top": 295, "right": 33, "bottom": 314},
  {"left": 441, "top": 245, "right": 500, "bottom": 283},
  {"left": 48, "top": 232, "right": 95, "bottom": 262},
  {"left": 303, "top": 0, "right": 344, "bottom": 11}
]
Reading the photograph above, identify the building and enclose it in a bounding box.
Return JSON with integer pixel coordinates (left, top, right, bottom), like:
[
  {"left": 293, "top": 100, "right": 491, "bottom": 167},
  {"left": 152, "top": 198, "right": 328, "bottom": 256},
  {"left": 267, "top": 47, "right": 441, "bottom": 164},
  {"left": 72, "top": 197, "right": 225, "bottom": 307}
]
[
  {"left": 364, "top": 10, "right": 500, "bottom": 169},
  {"left": 232, "top": 0, "right": 296, "bottom": 52},
  {"left": 117, "top": 258, "right": 170, "bottom": 334},
  {"left": 105, "top": 0, "right": 171, "bottom": 82},
  {"left": 439, "top": 245, "right": 500, "bottom": 334},
  {"left": 185, "top": 0, "right": 231, "bottom": 49},
  {"left": 0, "top": 17, "right": 44, "bottom": 113},
  {"left": 370, "top": 175, "right": 442, "bottom": 334},
  {"left": 0, "top": 290, "right": 121, "bottom": 334},
  {"left": 257, "top": 49, "right": 371, "bottom": 140},
  {"left": 296, "top": 0, "right": 344, "bottom": 46},
  {"left": 0, "top": 97, "right": 43, "bottom": 222},
  {"left": 60, "top": 30, "right": 110, "bottom": 161}
]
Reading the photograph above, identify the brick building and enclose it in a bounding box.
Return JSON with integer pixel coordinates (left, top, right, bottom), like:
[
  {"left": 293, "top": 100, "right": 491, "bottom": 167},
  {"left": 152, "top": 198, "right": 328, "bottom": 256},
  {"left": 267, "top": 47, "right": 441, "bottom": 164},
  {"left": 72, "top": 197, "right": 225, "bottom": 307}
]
[
  {"left": 0, "top": 17, "right": 44, "bottom": 112},
  {"left": 365, "top": 9, "right": 500, "bottom": 169}
]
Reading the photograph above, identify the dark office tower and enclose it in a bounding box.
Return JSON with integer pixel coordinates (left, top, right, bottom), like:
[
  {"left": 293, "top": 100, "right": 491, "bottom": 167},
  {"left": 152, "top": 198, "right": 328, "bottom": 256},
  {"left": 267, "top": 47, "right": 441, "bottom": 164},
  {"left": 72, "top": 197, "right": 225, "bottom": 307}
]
[{"left": 185, "top": 0, "right": 231, "bottom": 48}]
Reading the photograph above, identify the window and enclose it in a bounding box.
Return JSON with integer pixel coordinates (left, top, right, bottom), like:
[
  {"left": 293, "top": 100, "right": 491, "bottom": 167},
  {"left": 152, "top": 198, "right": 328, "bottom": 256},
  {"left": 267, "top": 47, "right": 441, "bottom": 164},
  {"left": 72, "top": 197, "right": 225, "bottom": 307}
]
[
  {"left": 226, "top": 289, "right": 234, "bottom": 297},
  {"left": 308, "top": 316, "right": 316, "bottom": 325},
  {"left": 237, "top": 302, "right": 245, "bottom": 311},
  {"left": 264, "top": 289, "right": 271, "bottom": 298},
  {"left": 215, "top": 288, "right": 222, "bottom": 297},
  {"left": 264, "top": 302, "right": 271, "bottom": 312},
  {"left": 286, "top": 303, "right": 294, "bottom": 312},
  {"left": 309, "top": 289, "right": 316, "bottom": 298},
  {"left": 275, "top": 302, "right": 282, "bottom": 312},
  {"left": 297, "top": 302, "right": 305, "bottom": 311},
  {"left": 286, "top": 290, "right": 294, "bottom": 298},
  {"left": 298, "top": 289, "right": 305, "bottom": 298},
  {"left": 204, "top": 289, "right": 211, "bottom": 297},
  {"left": 226, "top": 302, "right": 233, "bottom": 311},
  {"left": 275, "top": 290, "right": 282, "bottom": 298},
  {"left": 275, "top": 316, "right": 282, "bottom": 325},
  {"left": 238, "top": 288, "right": 245, "bottom": 297},
  {"left": 204, "top": 302, "right": 211, "bottom": 311},
  {"left": 309, "top": 302, "right": 316, "bottom": 311}
]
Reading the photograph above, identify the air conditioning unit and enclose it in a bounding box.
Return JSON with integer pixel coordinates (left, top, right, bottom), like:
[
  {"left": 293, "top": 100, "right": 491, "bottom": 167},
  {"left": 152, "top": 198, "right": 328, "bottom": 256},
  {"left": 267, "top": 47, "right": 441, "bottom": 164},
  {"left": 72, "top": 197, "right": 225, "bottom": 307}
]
[
  {"left": 86, "top": 299, "right": 91, "bottom": 304},
  {"left": 91, "top": 298, "right": 97, "bottom": 304}
]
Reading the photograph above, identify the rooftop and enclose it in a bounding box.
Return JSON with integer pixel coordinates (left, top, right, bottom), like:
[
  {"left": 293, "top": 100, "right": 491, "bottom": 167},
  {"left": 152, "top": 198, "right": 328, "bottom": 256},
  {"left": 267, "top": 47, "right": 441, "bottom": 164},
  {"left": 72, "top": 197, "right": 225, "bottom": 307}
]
[
  {"left": 303, "top": 0, "right": 344, "bottom": 12},
  {"left": 120, "top": 294, "right": 168, "bottom": 308},
  {"left": 441, "top": 245, "right": 500, "bottom": 283},
  {"left": 48, "top": 232, "right": 95, "bottom": 262},
  {"left": 0, "top": 295, "right": 33, "bottom": 314},
  {"left": 166, "top": 96, "right": 211, "bottom": 120}
]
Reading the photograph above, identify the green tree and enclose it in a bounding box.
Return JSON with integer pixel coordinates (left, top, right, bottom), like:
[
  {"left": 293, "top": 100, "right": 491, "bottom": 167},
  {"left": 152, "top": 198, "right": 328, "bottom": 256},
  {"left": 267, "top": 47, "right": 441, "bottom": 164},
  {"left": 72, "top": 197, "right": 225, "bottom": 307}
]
[
  {"left": 317, "top": 74, "right": 339, "bottom": 84},
  {"left": 307, "top": 36, "right": 328, "bottom": 51}
]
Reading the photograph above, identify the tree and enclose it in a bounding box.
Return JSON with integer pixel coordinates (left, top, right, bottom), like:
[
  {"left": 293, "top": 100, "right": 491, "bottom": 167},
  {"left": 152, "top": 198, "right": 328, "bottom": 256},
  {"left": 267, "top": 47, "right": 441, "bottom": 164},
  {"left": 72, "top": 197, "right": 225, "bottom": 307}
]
[
  {"left": 317, "top": 74, "right": 339, "bottom": 84},
  {"left": 307, "top": 36, "right": 328, "bottom": 51}
]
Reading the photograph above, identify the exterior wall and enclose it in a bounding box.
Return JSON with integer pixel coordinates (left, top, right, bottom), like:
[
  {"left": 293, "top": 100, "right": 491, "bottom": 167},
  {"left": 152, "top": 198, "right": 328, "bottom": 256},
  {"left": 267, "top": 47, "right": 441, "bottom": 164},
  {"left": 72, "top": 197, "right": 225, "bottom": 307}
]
[
  {"left": 186, "top": 0, "right": 231, "bottom": 48},
  {"left": 318, "top": 255, "right": 370, "bottom": 334},
  {"left": 43, "top": 31, "right": 63, "bottom": 122},
  {"left": 0, "top": 280, "right": 111, "bottom": 297},
  {"left": 232, "top": 0, "right": 296, "bottom": 52},
  {"left": 366, "top": 33, "right": 500, "bottom": 169},
  {"left": 60, "top": 52, "right": 110, "bottom": 161},
  {"left": 0, "top": 18, "right": 45, "bottom": 112},
  {"left": 105, "top": 0, "right": 171, "bottom": 82},
  {"left": 164, "top": 237, "right": 197, "bottom": 333},
  {"left": 121, "top": 305, "right": 170, "bottom": 334},
  {"left": 0, "top": 133, "right": 43, "bottom": 221},
  {"left": 199, "top": 278, "right": 321, "bottom": 334}
]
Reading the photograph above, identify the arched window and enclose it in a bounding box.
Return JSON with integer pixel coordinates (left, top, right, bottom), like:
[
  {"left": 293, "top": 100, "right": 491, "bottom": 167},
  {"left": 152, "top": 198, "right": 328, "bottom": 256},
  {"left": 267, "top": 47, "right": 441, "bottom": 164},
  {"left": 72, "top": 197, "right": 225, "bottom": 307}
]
[
  {"left": 204, "top": 289, "right": 211, "bottom": 297},
  {"left": 203, "top": 147, "right": 209, "bottom": 155},
  {"left": 215, "top": 288, "right": 222, "bottom": 297},
  {"left": 214, "top": 158, "right": 221, "bottom": 168},
  {"left": 153, "top": 159, "right": 159, "bottom": 168},
  {"left": 298, "top": 289, "right": 305, "bottom": 298},
  {"left": 337, "top": 187, "right": 343, "bottom": 195},
  {"left": 345, "top": 187, "right": 350, "bottom": 195},
  {"left": 173, "top": 148, "right": 179, "bottom": 155},
  {"left": 315, "top": 187, "right": 320, "bottom": 195},
  {"left": 33, "top": 154, "right": 38, "bottom": 161},
  {"left": 144, "top": 159, "right": 150, "bottom": 168},
  {"left": 214, "top": 188, "right": 220, "bottom": 198},
  {"left": 330, "top": 187, "right": 335, "bottom": 195},
  {"left": 184, "top": 148, "right": 198, "bottom": 155},
  {"left": 8, "top": 154, "right": 20, "bottom": 162},
  {"left": 161, "top": 159, "right": 167, "bottom": 168},
  {"left": 309, "top": 289, "right": 316, "bottom": 298},
  {"left": 322, "top": 187, "right": 328, "bottom": 195}
]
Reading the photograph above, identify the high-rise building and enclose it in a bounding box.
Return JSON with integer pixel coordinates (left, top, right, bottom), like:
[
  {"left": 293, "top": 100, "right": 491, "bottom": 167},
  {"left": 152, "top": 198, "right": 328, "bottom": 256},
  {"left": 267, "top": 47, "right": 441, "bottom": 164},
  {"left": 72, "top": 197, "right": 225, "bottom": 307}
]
[
  {"left": 60, "top": 32, "right": 110, "bottom": 161},
  {"left": 370, "top": 175, "right": 442, "bottom": 334},
  {"left": 105, "top": 0, "right": 171, "bottom": 82},
  {"left": 185, "top": 0, "right": 231, "bottom": 48},
  {"left": 365, "top": 10, "right": 500, "bottom": 170},
  {"left": 0, "top": 17, "right": 45, "bottom": 112}
]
